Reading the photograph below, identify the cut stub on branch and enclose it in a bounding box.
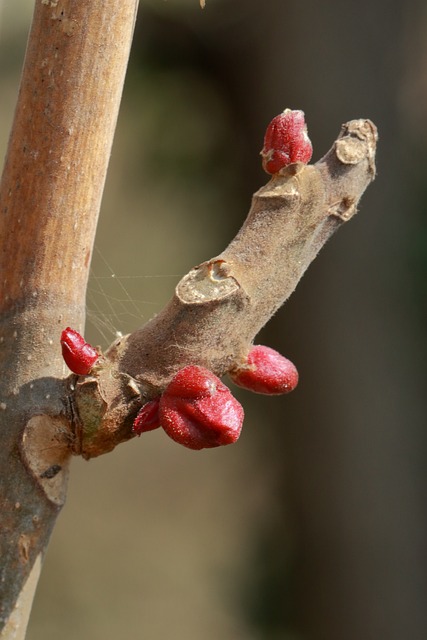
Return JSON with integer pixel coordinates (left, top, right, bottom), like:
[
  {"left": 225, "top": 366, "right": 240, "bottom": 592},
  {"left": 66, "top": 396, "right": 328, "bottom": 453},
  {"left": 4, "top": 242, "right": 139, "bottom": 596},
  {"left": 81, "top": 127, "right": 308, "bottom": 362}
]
[{"left": 68, "top": 117, "right": 377, "bottom": 459}]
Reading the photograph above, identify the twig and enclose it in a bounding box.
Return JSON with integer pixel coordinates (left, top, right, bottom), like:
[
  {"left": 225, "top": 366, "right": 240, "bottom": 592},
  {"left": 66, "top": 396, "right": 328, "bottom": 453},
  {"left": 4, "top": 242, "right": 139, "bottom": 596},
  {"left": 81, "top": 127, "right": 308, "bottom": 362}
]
[{"left": 68, "top": 119, "right": 378, "bottom": 459}]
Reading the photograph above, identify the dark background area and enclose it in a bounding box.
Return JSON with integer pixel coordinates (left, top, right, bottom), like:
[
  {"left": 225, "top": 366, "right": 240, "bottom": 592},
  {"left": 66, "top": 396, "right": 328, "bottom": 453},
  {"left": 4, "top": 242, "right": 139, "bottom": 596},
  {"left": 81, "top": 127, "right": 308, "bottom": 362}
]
[{"left": 1, "top": 1, "right": 426, "bottom": 638}]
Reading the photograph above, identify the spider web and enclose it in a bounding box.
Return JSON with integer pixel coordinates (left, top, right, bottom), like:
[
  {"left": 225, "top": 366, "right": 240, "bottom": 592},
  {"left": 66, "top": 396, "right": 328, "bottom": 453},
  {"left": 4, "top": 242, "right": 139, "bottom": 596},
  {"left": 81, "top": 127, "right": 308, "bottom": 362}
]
[{"left": 86, "top": 247, "right": 181, "bottom": 348}]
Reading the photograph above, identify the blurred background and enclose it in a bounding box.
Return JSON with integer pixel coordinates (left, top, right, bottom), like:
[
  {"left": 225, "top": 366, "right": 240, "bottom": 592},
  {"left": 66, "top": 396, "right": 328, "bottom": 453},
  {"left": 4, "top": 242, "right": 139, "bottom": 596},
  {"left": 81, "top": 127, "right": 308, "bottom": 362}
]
[{"left": 1, "top": 0, "right": 427, "bottom": 638}]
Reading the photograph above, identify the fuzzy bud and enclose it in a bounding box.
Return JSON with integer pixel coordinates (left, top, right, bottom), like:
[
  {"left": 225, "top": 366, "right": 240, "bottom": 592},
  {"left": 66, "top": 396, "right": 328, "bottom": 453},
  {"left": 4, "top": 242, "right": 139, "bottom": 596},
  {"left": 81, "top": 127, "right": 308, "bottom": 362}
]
[
  {"left": 229, "top": 345, "right": 299, "bottom": 395},
  {"left": 159, "top": 365, "right": 244, "bottom": 450},
  {"left": 133, "top": 399, "right": 161, "bottom": 436},
  {"left": 261, "top": 109, "right": 313, "bottom": 174}
]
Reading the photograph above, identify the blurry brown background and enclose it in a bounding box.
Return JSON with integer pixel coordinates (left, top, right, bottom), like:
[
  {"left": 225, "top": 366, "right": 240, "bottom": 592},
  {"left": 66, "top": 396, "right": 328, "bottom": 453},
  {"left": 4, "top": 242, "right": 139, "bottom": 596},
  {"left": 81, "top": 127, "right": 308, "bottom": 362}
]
[{"left": 1, "top": 0, "right": 427, "bottom": 638}]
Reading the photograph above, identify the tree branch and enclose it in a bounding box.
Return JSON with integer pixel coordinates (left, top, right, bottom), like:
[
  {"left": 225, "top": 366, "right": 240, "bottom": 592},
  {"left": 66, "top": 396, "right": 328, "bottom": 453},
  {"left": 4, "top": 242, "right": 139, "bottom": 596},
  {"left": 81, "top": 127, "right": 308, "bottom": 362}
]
[
  {"left": 69, "top": 119, "right": 377, "bottom": 459},
  {"left": 0, "top": 0, "right": 138, "bottom": 636}
]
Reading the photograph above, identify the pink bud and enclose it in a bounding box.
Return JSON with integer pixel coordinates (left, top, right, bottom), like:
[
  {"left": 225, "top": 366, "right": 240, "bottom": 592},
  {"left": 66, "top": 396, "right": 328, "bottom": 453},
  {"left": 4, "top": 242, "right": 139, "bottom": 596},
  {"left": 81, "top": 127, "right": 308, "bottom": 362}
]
[
  {"left": 261, "top": 109, "right": 313, "bottom": 174},
  {"left": 159, "top": 365, "right": 244, "bottom": 450},
  {"left": 60, "top": 327, "right": 99, "bottom": 375},
  {"left": 132, "top": 398, "right": 161, "bottom": 436},
  {"left": 229, "top": 345, "right": 299, "bottom": 395}
]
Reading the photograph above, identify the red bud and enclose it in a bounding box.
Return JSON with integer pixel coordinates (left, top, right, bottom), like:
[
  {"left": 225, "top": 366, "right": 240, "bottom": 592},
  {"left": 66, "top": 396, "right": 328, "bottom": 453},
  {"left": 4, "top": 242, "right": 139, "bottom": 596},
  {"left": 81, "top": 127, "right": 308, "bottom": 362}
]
[
  {"left": 261, "top": 109, "right": 312, "bottom": 174},
  {"left": 60, "top": 327, "right": 99, "bottom": 375},
  {"left": 159, "top": 366, "right": 244, "bottom": 450},
  {"left": 133, "top": 398, "right": 161, "bottom": 435},
  {"left": 229, "top": 345, "right": 299, "bottom": 395}
]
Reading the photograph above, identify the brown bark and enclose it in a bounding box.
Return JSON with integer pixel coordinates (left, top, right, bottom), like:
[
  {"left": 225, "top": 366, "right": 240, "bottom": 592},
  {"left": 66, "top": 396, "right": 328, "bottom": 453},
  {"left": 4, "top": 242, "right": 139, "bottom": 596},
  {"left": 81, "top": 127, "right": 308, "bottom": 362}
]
[{"left": 0, "top": 0, "right": 138, "bottom": 635}]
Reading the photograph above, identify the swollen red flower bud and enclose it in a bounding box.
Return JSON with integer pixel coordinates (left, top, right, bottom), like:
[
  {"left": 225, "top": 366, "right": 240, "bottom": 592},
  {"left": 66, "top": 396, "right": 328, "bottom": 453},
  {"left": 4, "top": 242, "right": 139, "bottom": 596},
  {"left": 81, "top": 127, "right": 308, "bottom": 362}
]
[
  {"left": 229, "top": 345, "right": 299, "bottom": 395},
  {"left": 133, "top": 399, "right": 161, "bottom": 436},
  {"left": 261, "top": 109, "right": 313, "bottom": 174},
  {"left": 159, "top": 365, "right": 244, "bottom": 450},
  {"left": 60, "top": 327, "right": 99, "bottom": 375}
]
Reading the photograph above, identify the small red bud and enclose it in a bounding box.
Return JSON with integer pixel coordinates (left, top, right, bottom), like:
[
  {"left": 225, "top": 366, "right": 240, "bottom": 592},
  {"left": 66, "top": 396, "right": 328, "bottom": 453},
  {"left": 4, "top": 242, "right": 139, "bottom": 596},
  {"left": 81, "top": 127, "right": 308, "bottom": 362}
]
[
  {"left": 159, "top": 365, "right": 244, "bottom": 450},
  {"left": 261, "top": 109, "right": 313, "bottom": 174},
  {"left": 229, "top": 345, "right": 299, "bottom": 395},
  {"left": 60, "top": 327, "right": 99, "bottom": 375},
  {"left": 132, "top": 398, "right": 161, "bottom": 436}
]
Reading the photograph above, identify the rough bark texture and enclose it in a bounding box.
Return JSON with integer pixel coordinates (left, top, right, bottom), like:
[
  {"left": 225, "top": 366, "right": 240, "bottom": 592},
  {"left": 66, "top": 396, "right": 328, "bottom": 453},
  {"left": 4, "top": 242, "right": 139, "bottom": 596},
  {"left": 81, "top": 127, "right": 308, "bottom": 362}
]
[{"left": 0, "top": 0, "right": 138, "bottom": 636}]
